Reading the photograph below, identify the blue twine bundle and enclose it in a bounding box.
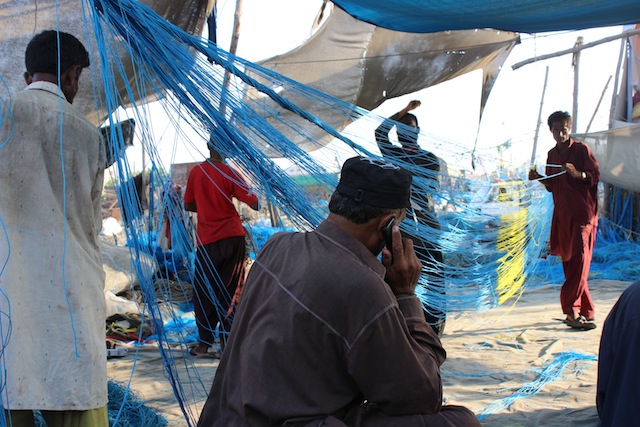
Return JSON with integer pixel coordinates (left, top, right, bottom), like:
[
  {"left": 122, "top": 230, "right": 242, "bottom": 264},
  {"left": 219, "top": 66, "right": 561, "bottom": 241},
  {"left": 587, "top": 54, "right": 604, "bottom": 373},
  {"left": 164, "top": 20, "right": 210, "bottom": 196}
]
[
  {"left": 475, "top": 351, "right": 597, "bottom": 420},
  {"left": 1, "top": 0, "right": 638, "bottom": 424},
  {"left": 31, "top": 381, "right": 167, "bottom": 427}
]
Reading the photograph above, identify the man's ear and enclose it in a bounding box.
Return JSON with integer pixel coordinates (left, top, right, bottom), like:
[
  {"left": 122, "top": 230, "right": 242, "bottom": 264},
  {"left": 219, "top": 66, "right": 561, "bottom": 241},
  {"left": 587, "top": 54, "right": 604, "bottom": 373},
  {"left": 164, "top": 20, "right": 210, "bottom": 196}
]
[
  {"left": 378, "top": 213, "right": 396, "bottom": 231},
  {"left": 23, "top": 72, "right": 32, "bottom": 85}
]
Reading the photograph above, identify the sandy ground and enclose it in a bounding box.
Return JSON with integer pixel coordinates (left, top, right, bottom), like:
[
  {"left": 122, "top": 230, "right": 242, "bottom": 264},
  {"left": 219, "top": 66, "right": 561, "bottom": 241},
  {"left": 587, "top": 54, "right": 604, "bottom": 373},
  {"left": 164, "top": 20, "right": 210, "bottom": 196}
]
[
  {"left": 442, "top": 279, "right": 629, "bottom": 427},
  {"left": 107, "top": 279, "right": 632, "bottom": 426}
]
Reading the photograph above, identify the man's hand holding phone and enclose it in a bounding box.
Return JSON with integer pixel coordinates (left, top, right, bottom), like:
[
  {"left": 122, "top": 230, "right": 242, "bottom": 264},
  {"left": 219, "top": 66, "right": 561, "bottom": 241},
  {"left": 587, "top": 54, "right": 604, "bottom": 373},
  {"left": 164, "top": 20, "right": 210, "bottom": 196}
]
[{"left": 381, "top": 221, "right": 422, "bottom": 295}]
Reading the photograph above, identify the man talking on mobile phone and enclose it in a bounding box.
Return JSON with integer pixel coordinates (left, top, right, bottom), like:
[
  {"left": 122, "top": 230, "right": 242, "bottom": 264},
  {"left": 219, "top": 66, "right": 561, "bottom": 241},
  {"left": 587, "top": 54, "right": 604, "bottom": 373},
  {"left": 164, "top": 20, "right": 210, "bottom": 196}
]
[{"left": 197, "top": 156, "right": 479, "bottom": 426}]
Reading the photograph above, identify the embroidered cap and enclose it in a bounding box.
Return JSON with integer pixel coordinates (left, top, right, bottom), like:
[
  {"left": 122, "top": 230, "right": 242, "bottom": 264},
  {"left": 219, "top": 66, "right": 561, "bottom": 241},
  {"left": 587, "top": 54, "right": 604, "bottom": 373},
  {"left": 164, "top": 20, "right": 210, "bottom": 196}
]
[{"left": 336, "top": 156, "right": 412, "bottom": 208}]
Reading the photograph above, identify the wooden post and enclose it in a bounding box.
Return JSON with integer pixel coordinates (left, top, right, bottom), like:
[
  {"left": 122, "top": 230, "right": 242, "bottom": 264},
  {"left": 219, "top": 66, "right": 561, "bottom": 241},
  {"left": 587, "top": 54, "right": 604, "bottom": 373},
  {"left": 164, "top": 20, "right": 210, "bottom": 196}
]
[
  {"left": 609, "top": 38, "right": 627, "bottom": 129},
  {"left": 604, "top": 38, "right": 631, "bottom": 225},
  {"left": 220, "top": 0, "right": 243, "bottom": 119},
  {"left": 585, "top": 75, "right": 612, "bottom": 133},
  {"left": 268, "top": 201, "right": 282, "bottom": 228},
  {"left": 530, "top": 66, "right": 549, "bottom": 168},
  {"left": 572, "top": 36, "right": 583, "bottom": 132},
  {"left": 626, "top": 38, "right": 634, "bottom": 122},
  {"left": 511, "top": 28, "right": 640, "bottom": 71}
]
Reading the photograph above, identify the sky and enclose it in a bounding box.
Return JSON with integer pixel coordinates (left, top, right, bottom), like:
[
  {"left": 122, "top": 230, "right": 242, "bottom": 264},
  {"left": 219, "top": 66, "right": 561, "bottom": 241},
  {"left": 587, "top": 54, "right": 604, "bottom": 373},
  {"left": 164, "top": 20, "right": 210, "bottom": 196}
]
[{"left": 126, "top": 0, "right": 629, "bottom": 176}]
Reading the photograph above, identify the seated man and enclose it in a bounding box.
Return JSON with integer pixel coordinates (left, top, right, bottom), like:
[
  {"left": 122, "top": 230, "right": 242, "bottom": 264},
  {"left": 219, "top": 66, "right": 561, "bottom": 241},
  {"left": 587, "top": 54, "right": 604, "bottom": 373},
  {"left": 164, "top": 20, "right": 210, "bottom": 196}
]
[
  {"left": 596, "top": 279, "right": 640, "bottom": 426},
  {"left": 197, "top": 157, "right": 480, "bottom": 427}
]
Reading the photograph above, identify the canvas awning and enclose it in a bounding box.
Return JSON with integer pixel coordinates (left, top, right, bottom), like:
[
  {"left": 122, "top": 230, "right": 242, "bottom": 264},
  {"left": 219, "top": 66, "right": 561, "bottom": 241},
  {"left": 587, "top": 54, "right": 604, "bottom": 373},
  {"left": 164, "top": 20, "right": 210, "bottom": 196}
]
[
  {"left": 0, "top": 0, "right": 212, "bottom": 125},
  {"left": 244, "top": 5, "right": 519, "bottom": 156},
  {"left": 575, "top": 123, "right": 640, "bottom": 193}
]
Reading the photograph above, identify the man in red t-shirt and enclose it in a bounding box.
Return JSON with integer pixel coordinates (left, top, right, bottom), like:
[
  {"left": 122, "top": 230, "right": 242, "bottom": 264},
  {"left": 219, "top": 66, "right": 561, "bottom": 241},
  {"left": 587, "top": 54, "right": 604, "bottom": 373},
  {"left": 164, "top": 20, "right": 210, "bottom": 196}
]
[
  {"left": 529, "top": 111, "right": 600, "bottom": 331},
  {"left": 184, "top": 145, "right": 259, "bottom": 356}
]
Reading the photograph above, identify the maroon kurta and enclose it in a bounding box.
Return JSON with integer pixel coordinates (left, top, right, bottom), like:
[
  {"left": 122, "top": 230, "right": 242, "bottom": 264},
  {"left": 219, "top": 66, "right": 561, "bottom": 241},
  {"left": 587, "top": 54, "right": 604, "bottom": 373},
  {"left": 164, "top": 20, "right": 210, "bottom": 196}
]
[
  {"left": 197, "top": 220, "right": 479, "bottom": 426},
  {"left": 545, "top": 139, "right": 599, "bottom": 318}
]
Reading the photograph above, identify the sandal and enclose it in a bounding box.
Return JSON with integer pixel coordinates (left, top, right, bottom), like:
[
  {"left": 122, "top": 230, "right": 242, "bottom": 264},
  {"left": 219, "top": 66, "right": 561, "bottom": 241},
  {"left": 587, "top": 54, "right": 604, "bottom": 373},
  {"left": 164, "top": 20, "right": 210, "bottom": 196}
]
[
  {"left": 565, "top": 315, "right": 596, "bottom": 330},
  {"left": 189, "top": 344, "right": 222, "bottom": 359},
  {"left": 189, "top": 344, "right": 213, "bottom": 358}
]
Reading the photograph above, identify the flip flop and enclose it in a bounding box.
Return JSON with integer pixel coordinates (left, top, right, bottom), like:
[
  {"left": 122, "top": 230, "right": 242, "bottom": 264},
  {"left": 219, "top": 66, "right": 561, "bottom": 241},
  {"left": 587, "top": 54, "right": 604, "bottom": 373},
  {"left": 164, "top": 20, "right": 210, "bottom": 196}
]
[
  {"left": 565, "top": 315, "right": 597, "bottom": 330},
  {"left": 189, "top": 345, "right": 216, "bottom": 358},
  {"left": 189, "top": 344, "right": 223, "bottom": 359}
]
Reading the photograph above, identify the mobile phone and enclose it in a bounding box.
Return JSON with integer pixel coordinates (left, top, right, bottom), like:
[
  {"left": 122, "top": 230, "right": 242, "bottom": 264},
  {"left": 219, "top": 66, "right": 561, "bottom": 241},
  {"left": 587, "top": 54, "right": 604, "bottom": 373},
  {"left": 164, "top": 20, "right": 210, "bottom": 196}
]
[{"left": 382, "top": 217, "right": 396, "bottom": 249}]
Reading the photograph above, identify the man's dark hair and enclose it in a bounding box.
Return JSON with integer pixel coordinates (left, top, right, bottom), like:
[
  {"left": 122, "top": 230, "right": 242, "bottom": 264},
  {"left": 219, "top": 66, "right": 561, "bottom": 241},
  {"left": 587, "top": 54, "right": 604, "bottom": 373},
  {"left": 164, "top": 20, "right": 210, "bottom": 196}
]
[
  {"left": 397, "top": 113, "right": 420, "bottom": 147},
  {"left": 25, "top": 30, "right": 90, "bottom": 76},
  {"left": 328, "top": 191, "right": 401, "bottom": 224},
  {"left": 547, "top": 111, "right": 572, "bottom": 129},
  {"left": 399, "top": 113, "right": 419, "bottom": 128}
]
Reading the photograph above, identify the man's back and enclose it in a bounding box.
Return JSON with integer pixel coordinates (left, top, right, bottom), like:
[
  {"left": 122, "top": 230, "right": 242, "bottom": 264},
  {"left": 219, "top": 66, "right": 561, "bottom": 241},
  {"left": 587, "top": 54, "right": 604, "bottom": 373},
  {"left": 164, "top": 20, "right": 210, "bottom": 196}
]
[
  {"left": 199, "top": 221, "right": 445, "bottom": 426},
  {"left": 0, "top": 83, "right": 106, "bottom": 410},
  {"left": 1, "top": 85, "right": 104, "bottom": 241},
  {"left": 597, "top": 280, "right": 640, "bottom": 426},
  {"left": 184, "top": 161, "right": 254, "bottom": 245}
]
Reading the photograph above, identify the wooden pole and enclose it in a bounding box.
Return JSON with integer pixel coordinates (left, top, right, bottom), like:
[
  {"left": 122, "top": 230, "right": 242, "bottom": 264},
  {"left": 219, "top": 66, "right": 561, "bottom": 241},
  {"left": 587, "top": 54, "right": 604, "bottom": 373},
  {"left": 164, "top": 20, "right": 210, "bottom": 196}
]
[
  {"left": 229, "top": 0, "right": 243, "bottom": 58},
  {"left": 530, "top": 66, "right": 549, "bottom": 168},
  {"left": 609, "top": 38, "right": 627, "bottom": 129},
  {"left": 585, "top": 75, "right": 612, "bottom": 133},
  {"left": 268, "top": 201, "right": 282, "bottom": 228},
  {"left": 572, "top": 36, "right": 583, "bottom": 132},
  {"left": 604, "top": 38, "right": 628, "bottom": 223},
  {"left": 512, "top": 28, "right": 640, "bottom": 71},
  {"left": 626, "top": 39, "right": 634, "bottom": 123},
  {"left": 220, "top": 0, "right": 243, "bottom": 119}
]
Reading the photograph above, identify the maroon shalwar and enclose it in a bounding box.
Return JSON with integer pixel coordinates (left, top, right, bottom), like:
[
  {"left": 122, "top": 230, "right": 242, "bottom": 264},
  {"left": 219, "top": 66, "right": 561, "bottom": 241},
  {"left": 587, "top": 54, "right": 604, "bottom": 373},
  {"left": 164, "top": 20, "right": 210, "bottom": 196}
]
[{"left": 545, "top": 138, "right": 599, "bottom": 319}]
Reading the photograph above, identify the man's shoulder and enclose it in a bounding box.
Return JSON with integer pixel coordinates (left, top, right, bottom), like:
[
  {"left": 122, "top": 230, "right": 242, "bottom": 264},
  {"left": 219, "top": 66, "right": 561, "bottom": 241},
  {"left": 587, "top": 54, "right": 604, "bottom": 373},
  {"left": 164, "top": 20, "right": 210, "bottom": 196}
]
[
  {"left": 564, "top": 138, "right": 591, "bottom": 151},
  {"left": 417, "top": 148, "right": 440, "bottom": 163},
  {"left": 7, "top": 89, "right": 98, "bottom": 134},
  {"left": 259, "top": 230, "right": 301, "bottom": 251},
  {"left": 7, "top": 89, "right": 40, "bottom": 112},
  {"left": 619, "top": 280, "right": 640, "bottom": 307},
  {"left": 14, "top": 87, "right": 90, "bottom": 117},
  {"left": 197, "top": 161, "right": 238, "bottom": 175},
  {"left": 188, "top": 161, "right": 214, "bottom": 177},
  {"left": 568, "top": 140, "right": 596, "bottom": 158}
]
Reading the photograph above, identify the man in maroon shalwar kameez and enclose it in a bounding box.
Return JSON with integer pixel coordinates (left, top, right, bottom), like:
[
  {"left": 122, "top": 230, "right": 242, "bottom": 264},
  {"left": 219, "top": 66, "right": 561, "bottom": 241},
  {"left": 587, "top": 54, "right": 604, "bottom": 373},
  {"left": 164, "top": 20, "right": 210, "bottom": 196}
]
[{"left": 529, "top": 111, "right": 600, "bottom": 331}]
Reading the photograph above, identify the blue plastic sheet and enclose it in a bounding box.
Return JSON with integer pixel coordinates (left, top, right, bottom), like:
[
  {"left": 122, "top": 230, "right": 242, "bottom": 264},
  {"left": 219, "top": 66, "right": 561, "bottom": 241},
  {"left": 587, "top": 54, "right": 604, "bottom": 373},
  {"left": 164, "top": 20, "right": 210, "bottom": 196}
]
[{"left": 331, "top": 0, "right": 640, "bottom": 34}]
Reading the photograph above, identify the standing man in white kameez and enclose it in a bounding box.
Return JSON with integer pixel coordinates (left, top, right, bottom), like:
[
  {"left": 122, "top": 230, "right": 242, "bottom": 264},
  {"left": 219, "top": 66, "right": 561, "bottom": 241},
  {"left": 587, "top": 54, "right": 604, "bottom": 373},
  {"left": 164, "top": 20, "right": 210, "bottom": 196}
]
[{"left": 0, "top": 30, "right": 108, "bottom": 426}]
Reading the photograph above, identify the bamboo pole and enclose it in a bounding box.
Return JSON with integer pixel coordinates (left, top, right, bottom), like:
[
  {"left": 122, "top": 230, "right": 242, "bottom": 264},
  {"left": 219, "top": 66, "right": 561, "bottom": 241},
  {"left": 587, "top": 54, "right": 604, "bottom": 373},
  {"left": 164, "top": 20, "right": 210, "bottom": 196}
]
[
  {"left": 512, "top": 28, "right": 640, "bottom": 71},
  {"left": 585, "top": 75, "right": 612, "bottom": 133},
  {"left": 572, "top": 37, "right": 583, "bottom": 132},
  {"left": 220, "top": 0, "right": 243, "bottom": 119},
  {"left": 229, "top": 0, "right": 243, "bottom": 57},
  {"left": 530, "top": 66, "right": 549, "bottom": 168},
  {"left": 604, "top": 38, "right": 628, "bottom": 224},
  {"left": 608, "top": 38, "right": 627, "bottom": 129},
  {"left": 626, "top": 39, "right": 635, "bottom": 122}
]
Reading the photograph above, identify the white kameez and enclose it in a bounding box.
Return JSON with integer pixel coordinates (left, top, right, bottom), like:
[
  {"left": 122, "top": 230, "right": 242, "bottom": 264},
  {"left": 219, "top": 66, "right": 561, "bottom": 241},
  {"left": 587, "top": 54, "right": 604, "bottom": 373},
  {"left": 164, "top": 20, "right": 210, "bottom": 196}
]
[{"left": 0, "top": 82, "right": 107, "bottom": 410}]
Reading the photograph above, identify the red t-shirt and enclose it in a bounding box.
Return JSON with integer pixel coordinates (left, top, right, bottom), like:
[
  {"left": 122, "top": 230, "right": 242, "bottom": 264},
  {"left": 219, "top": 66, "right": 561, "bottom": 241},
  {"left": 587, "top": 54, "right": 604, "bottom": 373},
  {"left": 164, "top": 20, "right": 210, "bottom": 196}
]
[{"left": 183, "top": 160, "right": 258, "bottom": 246}]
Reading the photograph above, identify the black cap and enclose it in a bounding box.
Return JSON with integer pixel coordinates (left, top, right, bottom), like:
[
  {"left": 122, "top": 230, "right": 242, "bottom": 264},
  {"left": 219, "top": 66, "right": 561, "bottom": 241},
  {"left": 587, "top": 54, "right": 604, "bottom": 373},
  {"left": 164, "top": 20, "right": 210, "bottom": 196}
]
[{"left": 336, "top": 156, "right": 412, "bottom": 208}]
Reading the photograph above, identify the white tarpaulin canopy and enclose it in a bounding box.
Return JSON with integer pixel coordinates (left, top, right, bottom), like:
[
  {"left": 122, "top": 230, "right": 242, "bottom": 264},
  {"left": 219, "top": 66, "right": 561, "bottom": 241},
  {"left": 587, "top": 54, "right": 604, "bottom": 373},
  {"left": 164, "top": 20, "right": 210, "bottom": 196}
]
[
  {"left": 246, "top": 5, "right": 519, "bottom": 155},
  {"left": 0, "top": 0, "right": 213, "bottom": 124},
  {"left": 576, "top": 124, "right": 640, "bottom": 193}
]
